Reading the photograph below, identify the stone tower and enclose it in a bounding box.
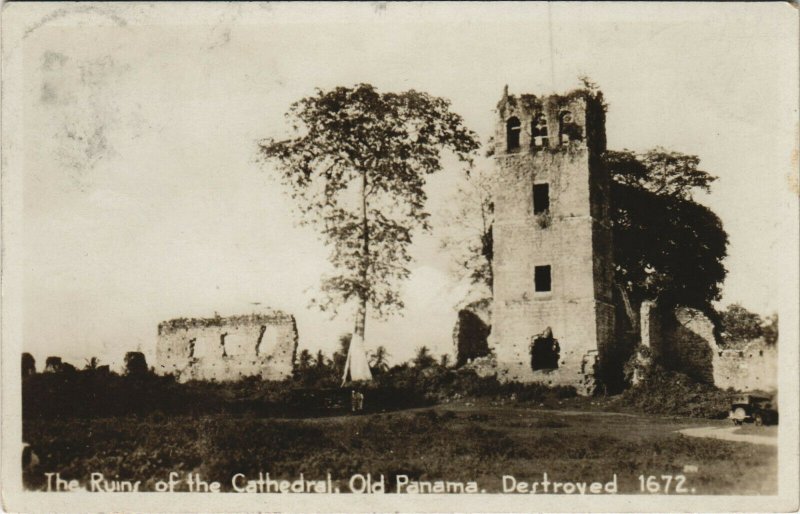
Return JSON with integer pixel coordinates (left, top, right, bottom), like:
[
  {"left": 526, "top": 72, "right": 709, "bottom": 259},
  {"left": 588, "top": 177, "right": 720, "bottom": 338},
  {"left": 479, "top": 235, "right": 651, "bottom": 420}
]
[{"left": 490, "top": 87, "right": 615, "bottom": 392}]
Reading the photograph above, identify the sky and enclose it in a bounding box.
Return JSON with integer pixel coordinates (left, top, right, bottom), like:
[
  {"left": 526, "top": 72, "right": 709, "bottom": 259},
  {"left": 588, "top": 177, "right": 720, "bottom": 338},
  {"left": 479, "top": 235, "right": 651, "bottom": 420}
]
[{"left": 6, "top": 2, "right": 798, "bottom": 370}]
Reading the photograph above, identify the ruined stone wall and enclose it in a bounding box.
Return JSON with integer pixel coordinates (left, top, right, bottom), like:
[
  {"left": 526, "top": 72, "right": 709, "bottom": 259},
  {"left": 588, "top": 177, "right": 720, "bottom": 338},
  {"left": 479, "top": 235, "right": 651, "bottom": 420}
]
[
  {"left": 640, "top": 304, "right": 777, "bottom": 392},
  {"left": 156, "top": 312, "right": 297, "bottom": 383},
  {"left": 662, "top": 308, "right": 716, "bottom": 384},
  {"left": 639, "top": 301, "right": 661, "bottom": 355},
  {"left": 713, "top": 341, "right": 777, "bottom": 392},
  {"left": 452, "top": 297, "right": 492, "bottom": 367},
  {"left": 489, "top": 89, "right": 614, "bottom": 391}
]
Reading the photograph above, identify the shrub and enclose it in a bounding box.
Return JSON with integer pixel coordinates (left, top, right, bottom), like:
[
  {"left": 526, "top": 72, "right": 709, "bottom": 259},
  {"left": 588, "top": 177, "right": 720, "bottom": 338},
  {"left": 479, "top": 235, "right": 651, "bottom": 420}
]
[
  {"left": 23, "top": 354, "right": 580, "bottom": 421},
  {"left": 124, "top": 352, "right": 149, "bottom": 376},
  {"left": 622, "top": 344, "right": 653, "bottom": 387},
  {"left": 616, "top": 364, "right": 733, "bottom": 419}
]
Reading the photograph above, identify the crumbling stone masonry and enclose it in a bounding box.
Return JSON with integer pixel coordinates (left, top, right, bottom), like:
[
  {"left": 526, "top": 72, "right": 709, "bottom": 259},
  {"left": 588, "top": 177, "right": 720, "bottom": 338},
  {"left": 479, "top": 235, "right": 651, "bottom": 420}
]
[
  {"left": 156, "top": 311, "right": 298, "bottom": 383},
  {"left": 640, "top": 302, "right": 777, "bottom": 392},
  {"left": 713, "top": 340, "right": 777, "bottom": 392},
  {"left": 489, "top": 87, "right": 615, "bottom": 392},
  {"left": 453, "top": 298, "right": 492, "bottom": 367}
]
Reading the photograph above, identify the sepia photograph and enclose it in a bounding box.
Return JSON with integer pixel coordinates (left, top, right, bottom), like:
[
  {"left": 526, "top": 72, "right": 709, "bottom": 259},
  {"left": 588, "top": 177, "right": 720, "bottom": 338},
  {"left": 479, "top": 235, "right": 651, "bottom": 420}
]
[{"left": 1, "top": 2, "right": 798, "bottom": 512}]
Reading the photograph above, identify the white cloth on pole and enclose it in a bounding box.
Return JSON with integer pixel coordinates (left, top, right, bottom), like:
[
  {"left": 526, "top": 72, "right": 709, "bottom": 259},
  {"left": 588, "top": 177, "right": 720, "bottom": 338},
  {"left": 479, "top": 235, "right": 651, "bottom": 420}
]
[{"left": 342, "top": 333, "right": 373, "bottom": 384}]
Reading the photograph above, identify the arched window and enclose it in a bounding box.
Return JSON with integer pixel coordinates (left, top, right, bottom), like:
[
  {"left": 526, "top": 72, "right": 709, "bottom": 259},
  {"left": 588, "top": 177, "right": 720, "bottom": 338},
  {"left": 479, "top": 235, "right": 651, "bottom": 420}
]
[
  {"left": 506, "top": 116, "right": 521, "bottom": 151},
  {"left": 559, "top": 110, "right": 582, "bottom": 143},
  {"left": 531, "top": 113, "right": 548, "bottom": 148}
]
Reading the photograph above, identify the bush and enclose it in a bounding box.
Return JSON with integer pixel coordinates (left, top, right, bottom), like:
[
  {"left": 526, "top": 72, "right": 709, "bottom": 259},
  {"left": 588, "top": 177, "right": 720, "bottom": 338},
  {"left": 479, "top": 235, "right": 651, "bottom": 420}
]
[
  {"left": 373, "top": 365, "right": 576, "bottom": 405},
  {"left": 22, "top": 356, "right": 579, "bottom": 421},
  {"left": 616, "top": 364, "right": 733, "bottom": 419},
  {"left": 22, "top": 371, "right": 299, "bottom": 419},
  {"left": 622, "top": 344, "right": 653, "bottom": 387}
]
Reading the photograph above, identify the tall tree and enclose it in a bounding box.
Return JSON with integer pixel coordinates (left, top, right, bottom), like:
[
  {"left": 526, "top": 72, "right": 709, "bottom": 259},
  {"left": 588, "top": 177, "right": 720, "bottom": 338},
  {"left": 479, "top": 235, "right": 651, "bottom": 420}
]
[
  {"left": 606, "top": 148, "right": 728, "bottom": 316},
  {"left": 260, "top": 84, "right": 478, "bottom": 368}
]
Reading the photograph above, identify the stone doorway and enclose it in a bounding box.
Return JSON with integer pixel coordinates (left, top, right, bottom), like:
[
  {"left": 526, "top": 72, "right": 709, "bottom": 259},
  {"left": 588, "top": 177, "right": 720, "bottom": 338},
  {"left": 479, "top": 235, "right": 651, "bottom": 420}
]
[{"left": 531, "top": 328, "right": 560, "bottom": 371}]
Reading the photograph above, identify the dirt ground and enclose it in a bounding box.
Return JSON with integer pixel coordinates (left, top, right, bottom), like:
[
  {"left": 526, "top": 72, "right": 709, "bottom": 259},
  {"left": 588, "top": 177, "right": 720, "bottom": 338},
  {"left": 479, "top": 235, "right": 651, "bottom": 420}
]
[{"left": 23, "top": 400, "right": 777, "bottom": 494}]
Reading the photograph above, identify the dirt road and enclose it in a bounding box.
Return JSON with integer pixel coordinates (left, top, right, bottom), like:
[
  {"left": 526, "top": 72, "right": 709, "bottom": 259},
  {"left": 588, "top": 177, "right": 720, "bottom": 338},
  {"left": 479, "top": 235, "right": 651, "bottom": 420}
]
[{"left": 679, "top": 425, "right": 777, "bottom": 446}]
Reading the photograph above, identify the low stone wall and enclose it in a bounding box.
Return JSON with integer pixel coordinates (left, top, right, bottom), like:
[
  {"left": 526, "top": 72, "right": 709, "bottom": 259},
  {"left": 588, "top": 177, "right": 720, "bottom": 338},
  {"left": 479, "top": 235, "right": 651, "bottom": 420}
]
[
  {"left": 465, "top": 344, "right": 598, "bottom": 395},
  {"left": 713, "top": 341, "right": 777, "bottom": 392},
  {"left": 156, "top": 312, "right": 298, "bottom": 383}
]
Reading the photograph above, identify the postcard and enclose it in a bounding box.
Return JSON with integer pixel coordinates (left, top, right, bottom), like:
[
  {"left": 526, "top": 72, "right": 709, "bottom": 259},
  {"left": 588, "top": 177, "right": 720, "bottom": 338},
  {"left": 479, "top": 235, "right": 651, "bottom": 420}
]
[{"left": 2, "top": 2, "right": 798, "bottom": 512}]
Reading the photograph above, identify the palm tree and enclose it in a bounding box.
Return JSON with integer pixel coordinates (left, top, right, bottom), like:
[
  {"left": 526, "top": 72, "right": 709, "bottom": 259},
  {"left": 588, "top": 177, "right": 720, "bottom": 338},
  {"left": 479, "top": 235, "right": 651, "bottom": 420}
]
[
  {"left": 296, "top": 349, "right": 313, "bottom": 371},
  {"left": 314, "top": 349, "right": 328, "bottom": 370},
  {"left": 412, "top": 346, "right": 436, "bottom": 369},
  {"left": 369, "top": 346, "right": 390, "bottom": 374}
]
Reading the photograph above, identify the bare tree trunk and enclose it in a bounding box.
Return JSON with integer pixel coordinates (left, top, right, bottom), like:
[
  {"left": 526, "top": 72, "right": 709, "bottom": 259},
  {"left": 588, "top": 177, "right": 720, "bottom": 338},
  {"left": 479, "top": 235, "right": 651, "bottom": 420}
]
[
  {"left": 356, "top": 167, "right": 369, "bottom": 343},
  {"left": 616, "top": 282, "right": 639, "bottom": 333},
  {"left": 354, "top": 304, "right": 366, "bottom": 342},
  {"left": 343, "top": 169, "right": 373, "bottom": 384}
]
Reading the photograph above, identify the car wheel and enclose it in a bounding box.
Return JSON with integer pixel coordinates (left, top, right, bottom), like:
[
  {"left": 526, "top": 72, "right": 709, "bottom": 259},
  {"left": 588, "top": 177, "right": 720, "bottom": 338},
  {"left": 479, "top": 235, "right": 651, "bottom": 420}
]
[{"left": 754, "top": 413, "right": 763, "bottom": 426}]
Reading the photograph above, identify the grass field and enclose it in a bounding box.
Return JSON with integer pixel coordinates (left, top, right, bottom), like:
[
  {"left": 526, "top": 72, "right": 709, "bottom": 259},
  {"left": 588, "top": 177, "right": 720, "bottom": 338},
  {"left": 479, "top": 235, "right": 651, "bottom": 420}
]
[{"left": 23, "top": 400, "right": 776, "bottom": 495}]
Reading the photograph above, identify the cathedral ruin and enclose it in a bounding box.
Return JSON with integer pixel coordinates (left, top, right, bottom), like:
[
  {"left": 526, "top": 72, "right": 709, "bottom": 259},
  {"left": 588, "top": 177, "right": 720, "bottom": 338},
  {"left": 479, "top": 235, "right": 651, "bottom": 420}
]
[
  {"left": 156, "top": 311, "right": 298, "bottom": 382},
  {"left": 489, "top": 87, "right": 616, "bottom": 392},
  {"left": 484, "top": 86, "right": 776, "bottom": 395}
]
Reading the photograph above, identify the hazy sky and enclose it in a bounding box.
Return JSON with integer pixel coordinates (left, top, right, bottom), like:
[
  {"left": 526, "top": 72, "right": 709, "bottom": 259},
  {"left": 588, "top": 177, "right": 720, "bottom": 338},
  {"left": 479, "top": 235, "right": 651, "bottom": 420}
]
[{"left": 6, "top": 2, "right": 798, "bottom": 370}]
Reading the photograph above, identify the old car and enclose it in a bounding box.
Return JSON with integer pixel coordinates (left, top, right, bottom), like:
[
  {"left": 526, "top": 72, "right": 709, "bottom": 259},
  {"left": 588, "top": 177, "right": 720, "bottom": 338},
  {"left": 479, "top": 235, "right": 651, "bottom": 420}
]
[{"left": 729, "top": 393, "right": 778, "bottom": 426}]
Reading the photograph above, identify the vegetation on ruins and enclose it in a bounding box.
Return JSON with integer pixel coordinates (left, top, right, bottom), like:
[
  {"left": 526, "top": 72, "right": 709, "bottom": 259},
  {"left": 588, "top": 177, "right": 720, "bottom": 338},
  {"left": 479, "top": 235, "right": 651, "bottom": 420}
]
[
  {"left": 157, "top": 312, "right": 292, "bottom": 335},
  {"left": 259, "top": 84, "right": 479, "bottom": 355}
]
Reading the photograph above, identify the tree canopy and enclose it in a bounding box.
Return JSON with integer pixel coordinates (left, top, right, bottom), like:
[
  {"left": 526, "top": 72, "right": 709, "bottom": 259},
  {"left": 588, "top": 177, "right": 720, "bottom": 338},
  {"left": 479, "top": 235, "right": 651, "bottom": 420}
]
[
  {"left": 719, "top": 303, "right": 778, "bottom": 346},
  {"left": 260, "top": 84, "right": 479, "bottom": 356},
  {"left": 606, "top": 148, "right": 728, "bottom": 313}
]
